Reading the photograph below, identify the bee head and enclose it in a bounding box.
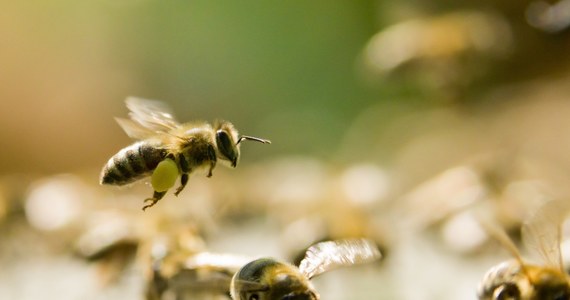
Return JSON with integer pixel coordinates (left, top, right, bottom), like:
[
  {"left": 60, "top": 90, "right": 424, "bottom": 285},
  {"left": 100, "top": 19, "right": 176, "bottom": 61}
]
[
  {"left": 231, "top": 258, "right": 318, "bottom": 300},
  {"left": 215, "top": 120, "right": 271, "bottom": 168},
  {"left": 215, "top": 120, "right": 240, "bottom": 167},
  {"left": 491, "top": 283, "right": 521, "bottom": 300}
]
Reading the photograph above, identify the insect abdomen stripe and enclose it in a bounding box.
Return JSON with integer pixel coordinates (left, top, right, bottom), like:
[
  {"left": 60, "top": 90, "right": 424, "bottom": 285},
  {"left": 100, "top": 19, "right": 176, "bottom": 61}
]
[
  {"left": 126, "top": 145, "right": 147, "bottom": 174},
  {"left": 101, "top": 167, "right": 123, "bottom": 185},
  {"left": 139, "top": 142, "right": 166, "bottom": 170},
  {"left": 100, "top": 141, "right": 164, "bottom": 185},
  {"left": 113, "top": 154, "right": 134, "bottom": 179}
]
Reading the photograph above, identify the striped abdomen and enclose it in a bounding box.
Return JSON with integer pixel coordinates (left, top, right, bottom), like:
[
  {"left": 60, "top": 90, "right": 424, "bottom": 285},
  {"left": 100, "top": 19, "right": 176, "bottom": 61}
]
[{"left": 100, "top": 140, "right": 167, "bottom": 185}]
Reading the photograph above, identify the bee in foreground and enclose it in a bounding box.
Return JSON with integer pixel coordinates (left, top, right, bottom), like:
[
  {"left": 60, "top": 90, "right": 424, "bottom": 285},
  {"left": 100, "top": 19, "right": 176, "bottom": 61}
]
[
  {"left": 100, "top": 97, "right": 270, "bottom": 210},
  {"left": 478, "top": 200, "right": 570, "bottom": 300},
  {"left": 230, "top": 238, "right": 381, "bottom": 300}
]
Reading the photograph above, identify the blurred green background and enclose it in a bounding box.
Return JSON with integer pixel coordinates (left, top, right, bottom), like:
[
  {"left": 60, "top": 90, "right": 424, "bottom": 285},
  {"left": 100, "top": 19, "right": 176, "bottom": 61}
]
[
  {"left": 3, "top": 0, "right": 568, "bottom": 176},
  {"left": 1, "top": 0, "right": 385, "bottom": 174}
]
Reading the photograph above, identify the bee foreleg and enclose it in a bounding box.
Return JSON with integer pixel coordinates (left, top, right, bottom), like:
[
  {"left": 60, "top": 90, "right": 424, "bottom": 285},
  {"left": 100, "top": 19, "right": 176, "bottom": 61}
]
[
  {"left": 174, "top": 173, "right": 189, "bottom": 196},
  {"left": 207, "top": 144, "right": 217, "bottom": 178},
  {"left": 207, "top": 162, "right": 216, "bottom": 177},
  {"left": 142, "top": 190, "right": 166, "bottom": 211}
]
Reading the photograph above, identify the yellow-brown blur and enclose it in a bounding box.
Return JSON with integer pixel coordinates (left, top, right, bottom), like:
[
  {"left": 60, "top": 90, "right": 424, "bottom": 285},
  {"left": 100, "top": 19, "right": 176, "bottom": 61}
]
[{"left": 2, "top": 1, "right": 570, "bottom": 300}]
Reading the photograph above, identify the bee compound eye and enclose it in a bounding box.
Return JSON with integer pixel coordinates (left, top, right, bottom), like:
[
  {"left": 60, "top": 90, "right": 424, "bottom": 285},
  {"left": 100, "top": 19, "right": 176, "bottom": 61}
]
[
  {"left": 553, "top": 291, "right": 570, "bottom": 300},
  {"left": 216, "top": 130, "right": 238, "bottom": 163},
  {"left": 493, "top": 283, "right": 520, "bottom": 300},
  {"left": 248, "top": 293, "right": 259, "bottom": 300}
]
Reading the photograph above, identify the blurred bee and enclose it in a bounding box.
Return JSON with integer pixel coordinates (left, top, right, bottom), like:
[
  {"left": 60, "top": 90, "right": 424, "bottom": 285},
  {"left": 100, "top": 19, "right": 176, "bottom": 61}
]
[
  {"left": 230, "top": 238, "right": 381, "bottom": 300},
  {"left": 477, "top": 200, "right": 570, "bottom": 300},
  {"left": 148, "top": 251, "right": 252, "bottom": 300},
  {"left": 144, "top": 227, "right": 251, "bottom": 300},
  {"left": 100, "top": 97, "right": 270, "bottom": 210},
  {"left": 74, "top": 210, "right": 141, "bottom": 286}
]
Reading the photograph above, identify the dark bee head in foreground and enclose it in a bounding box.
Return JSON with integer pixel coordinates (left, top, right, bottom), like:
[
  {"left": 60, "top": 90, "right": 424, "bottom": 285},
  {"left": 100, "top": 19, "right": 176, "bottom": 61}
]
[
  {"left": 231, "top": 258, "right": 318, "bottom": 300},
  {"left": 477, "top": 200, "right": 570, "bottom": 300},
  {"left": 230, "top": 239, "right": 381, "bottom": 300}
]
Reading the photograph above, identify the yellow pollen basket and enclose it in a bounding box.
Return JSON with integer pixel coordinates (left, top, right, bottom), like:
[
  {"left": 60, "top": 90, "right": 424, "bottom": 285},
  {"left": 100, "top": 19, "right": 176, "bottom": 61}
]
[{"left": 151, "top": 158, "right": 179, "bottom": 192}]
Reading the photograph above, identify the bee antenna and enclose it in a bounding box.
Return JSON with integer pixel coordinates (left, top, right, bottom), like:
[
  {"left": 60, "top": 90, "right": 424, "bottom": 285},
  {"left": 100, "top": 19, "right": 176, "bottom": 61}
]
[{"left": 237, "top": 136, "right": 271, "bottom": 145}]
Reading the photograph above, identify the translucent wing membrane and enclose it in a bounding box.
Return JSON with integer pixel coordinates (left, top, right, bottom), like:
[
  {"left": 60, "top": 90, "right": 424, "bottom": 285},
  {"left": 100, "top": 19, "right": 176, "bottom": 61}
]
[
  {"left": 115, "top": 117, "right": 158, "bottom": 140},
  {"left": 476, "top": 210, "right": 525, "bottom": 265},
  {"left": 125, "top": 96, "right": 180, "bottom": 133},
  {"left": 522, "top": 200, "right": 569, "bottom": 272},
  {"left": 298, "top": 238, "right": 381, "bottom": 279},
  {"left": 184, "top": 253, "right": 252, "bottom": 272}
]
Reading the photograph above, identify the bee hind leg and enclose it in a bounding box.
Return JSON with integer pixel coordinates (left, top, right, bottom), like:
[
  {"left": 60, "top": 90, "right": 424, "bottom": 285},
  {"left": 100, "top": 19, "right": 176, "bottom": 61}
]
[
  {"left": 174, "top": 173, "right": 189, "bottom": 196},
  {"left": 142, "top": 190, "right": 167, "bottom": 211}
]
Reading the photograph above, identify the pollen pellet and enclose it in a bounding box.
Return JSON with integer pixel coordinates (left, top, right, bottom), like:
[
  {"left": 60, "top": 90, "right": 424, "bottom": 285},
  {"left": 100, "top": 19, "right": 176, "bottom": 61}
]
[{"left": 151, "top": 158, "right": 179, "bottom": 192}]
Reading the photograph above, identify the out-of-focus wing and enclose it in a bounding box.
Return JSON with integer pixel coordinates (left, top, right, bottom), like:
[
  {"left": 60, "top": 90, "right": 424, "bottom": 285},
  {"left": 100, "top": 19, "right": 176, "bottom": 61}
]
[
  {"left": 298, "top": 238, "right": 381, "bottom": 279},
  {"left": 125, "top": 96, "right": 180, "bottom": 133},
  {"left": 115, "top": 117, "right": 158, "bottom": 140},
  {"left": 522, "top": 200, "right": 569, "bottom": 272},
  {"left": 184, "top": 252, "right": 252, "bottom": 273},
  {"left": 166, "top": 253, "right": 252, "bottom": 295},
  {"left": 476, "top": 210, "right": 524, "bottom": 265}
]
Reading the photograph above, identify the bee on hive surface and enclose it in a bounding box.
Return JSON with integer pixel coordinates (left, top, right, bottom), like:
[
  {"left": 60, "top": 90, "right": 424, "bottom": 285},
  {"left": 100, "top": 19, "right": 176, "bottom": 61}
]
[
  {"left": 148, "top": 252, "right": 250, "bottom": 300},
  {"left": 100, "top": 97, "right": 271, "bottom": 211},
  {"left": 230, "top": 238, "right": 381, "bottom": 300},
  {"left": 144, "top": 227, "right": 251, "bottom": 300},
  {"left": 477, "top": 200, "right": 570, "bottom": 300}
]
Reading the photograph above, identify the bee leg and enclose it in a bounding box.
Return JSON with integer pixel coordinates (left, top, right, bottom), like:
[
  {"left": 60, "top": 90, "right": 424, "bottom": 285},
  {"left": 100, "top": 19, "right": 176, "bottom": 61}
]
[
  {"left": 178, "top": 153, "right": 189, "bottom": 173},
  {"left": 142, "top": 190, "right": 166, "bottom": 211},
  {"left": 207, "top": 162, "right": 216, "bottom": 177},
  {"left": 174, "top": 173, "right": 189, "bottom": 196},
  {"left": 207, "top": 144, "right": 217, "bottom": 178}
]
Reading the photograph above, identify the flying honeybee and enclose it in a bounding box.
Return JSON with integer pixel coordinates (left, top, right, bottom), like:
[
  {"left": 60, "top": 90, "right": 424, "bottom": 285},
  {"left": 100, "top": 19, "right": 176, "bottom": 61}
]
[
  {"left": 230, "top": 238, "right": 381, "bottom": 300},
  {"left": 100, "top": 97, "right": 270, "bottom": 210},
  {"left": 478, "top": 200, "right": 570, "bottom": 300}
]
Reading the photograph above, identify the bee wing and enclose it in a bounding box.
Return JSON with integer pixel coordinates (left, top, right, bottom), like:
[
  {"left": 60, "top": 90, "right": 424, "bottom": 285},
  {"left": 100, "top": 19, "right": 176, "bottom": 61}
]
[
  {"left": 522, "top": 200, "right": 569, "bottom": 272},
  {"left": 168, "top": 253, "right": 252, "bottom": 294},
  {"left": 115, "top": 117, "right": 159, "bottom": 140},
  {"left": 125, "top": 96, "right": 180, "bottom": 133},
  {"left": 298, "top": 238, "right": 381, "bottom": 279},
  {"left": 184, "top": 252, "right": 253, "bottom": 273},
  {"left": 476, "top": 210, "right": 524, "bottom": 264}
]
